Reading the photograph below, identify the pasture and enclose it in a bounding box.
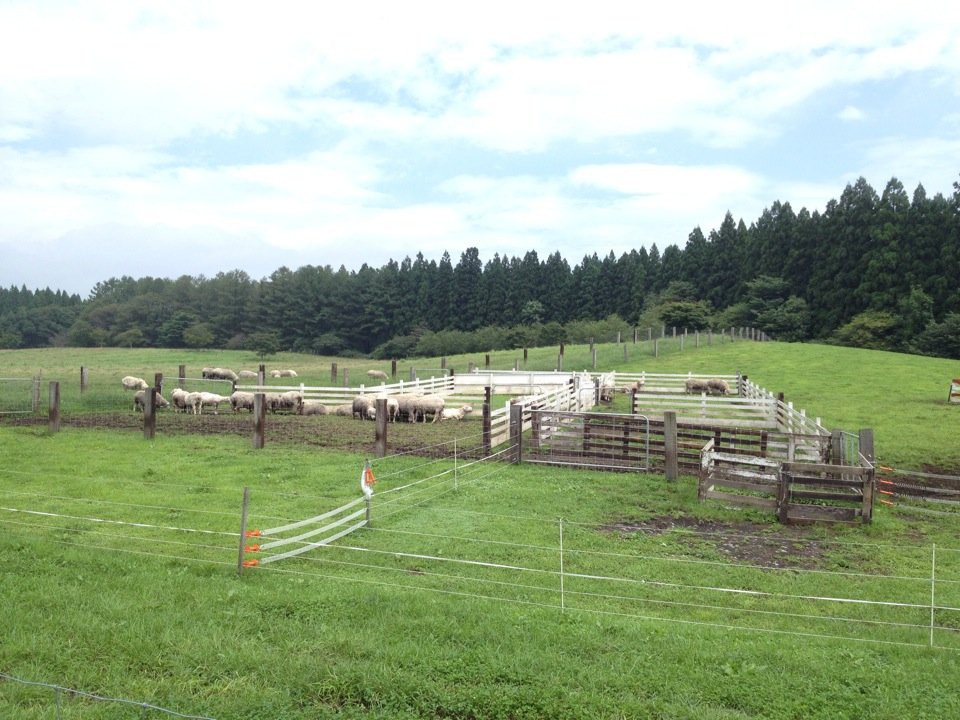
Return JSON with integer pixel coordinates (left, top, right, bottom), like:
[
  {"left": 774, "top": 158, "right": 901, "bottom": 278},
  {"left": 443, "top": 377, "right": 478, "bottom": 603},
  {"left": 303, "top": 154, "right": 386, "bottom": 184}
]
[{"left": 2, "top": 340, "right": 960, "bottom": 718}]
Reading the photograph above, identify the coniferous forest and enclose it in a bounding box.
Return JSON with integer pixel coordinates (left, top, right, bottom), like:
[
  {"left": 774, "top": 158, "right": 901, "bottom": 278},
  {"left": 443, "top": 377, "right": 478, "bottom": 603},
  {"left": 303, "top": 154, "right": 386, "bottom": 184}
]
[{"left": 2, "top": 176, "right": 959, "bottom": 359}]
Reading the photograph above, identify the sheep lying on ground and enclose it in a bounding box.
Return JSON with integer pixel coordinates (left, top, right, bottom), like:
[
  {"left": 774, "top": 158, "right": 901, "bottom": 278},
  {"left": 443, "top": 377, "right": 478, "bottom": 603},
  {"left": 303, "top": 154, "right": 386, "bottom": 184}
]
[
  {"left": 440, "top": 404, "right": 473, "bottom": 421},
  {"left": 367, "top": 369, "right": 388, "bottom": 381},
  {"left": 202, "top": 367, "right": 239, "bottom": 382},
  {"left": 300, "top": 400, "right": 329, "bottom": 416},
  {"left": 333, "top": 403, "right": 354, "bottom": 416},
  {"left": 133, "top": 390, "right": 170, "bottom": 412},
  {"left": 121, "top": 376, "right": 149, "bottom": 391},
  {"left": 413, "top": 395, "right": 445, "bottom": 423},
  {"left": 276, "top": 391, "right": 303, "bottom": 413},
  {"left": 238, "top": 370, "right": 258, "bottom": 379},
  {"left": 685, "top": 378, "right": 710, "bottom": 394},
  {"left": 269, "top": 369, "right": 298, "bottom": 378},
  {"left": 707, "top": 379, "right": 730, "bottom": 396}
]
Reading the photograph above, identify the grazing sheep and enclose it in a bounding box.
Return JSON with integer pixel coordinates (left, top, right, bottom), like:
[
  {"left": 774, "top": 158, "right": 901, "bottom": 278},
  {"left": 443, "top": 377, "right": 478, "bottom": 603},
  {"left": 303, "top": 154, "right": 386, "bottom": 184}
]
[
  {"left": 367, "top": 369, "right": 389, "bottom": 381},
  {"left": 197, "top": 391, "right": 232, "bottom": 414},
  {"left": 707, "top": 379, "right": 730, "bottom": 396},
  {"left": 277, "top": 390, "right": 303, "bottom": 413},
  {"left": 394, "top": 393, "right": 421, "bottom": 423},
  {"left": 238, "top": 370, "right": 258, "bottom": 379},
  {"left": 230, "top": 391, "right": 256, "bottom": 412},
  {"left": 183, "top": 391, "right": 203, "bottom": 415},
  {"left": 133, "top": 389, "right": 170, "bottom": 412},
  {"left": 300, "top": 400, "right": 329, "bottom": 416},
  {"left": 121, "top": 376, "right": 149, "bottom": 391},
  {"left": 685, "top": 378, "right": 710, "bottom": 394},
  {"left": 352, "top": 396, "right": 375, "bottom": 420},
  {"left": 440, "top": 404, "right": 473, "bottom": 421},
  {"left": 333, "top": 403, "right": 354, "bottom": 417},
  {"left": 170, "top": 388, "right": 191, "bottom": 413},
  {"left": 270, "top": 369, "right": 298, "bottom": 378},
  {"left": 413, "top": 395, "right": 445, "bottom": 423}
]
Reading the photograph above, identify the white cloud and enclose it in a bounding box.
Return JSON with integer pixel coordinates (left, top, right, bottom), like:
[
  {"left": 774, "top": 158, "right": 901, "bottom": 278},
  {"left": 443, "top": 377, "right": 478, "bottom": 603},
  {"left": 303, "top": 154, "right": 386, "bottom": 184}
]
[{"left": 839, "top": 105, "right": 866, "bottom": 121}]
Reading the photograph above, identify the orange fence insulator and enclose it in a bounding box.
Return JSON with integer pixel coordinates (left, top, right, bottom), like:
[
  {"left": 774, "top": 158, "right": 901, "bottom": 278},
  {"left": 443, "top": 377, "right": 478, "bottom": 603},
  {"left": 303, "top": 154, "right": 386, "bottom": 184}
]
[
  {"left": 245, "top": 529, "right": 261, "bottom": 538},
  {"left": 879, "top": 499, "right": 894, "bottom": 506},
  {"left": 244, "top": 544, "right": 260, "bottom": 552},
  {"left": 242, "top": 559, "right": 259, "bottom": 568}
]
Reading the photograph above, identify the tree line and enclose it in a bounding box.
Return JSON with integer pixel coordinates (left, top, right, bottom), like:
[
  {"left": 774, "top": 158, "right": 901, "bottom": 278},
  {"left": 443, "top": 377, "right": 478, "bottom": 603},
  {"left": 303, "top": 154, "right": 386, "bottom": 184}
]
[{"left": 1, "top": 175, "right": 958, "bottom": 360}]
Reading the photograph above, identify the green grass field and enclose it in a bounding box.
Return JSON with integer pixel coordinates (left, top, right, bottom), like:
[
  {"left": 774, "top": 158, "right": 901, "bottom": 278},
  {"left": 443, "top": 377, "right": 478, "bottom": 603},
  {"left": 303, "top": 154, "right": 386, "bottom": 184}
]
[{"left": 2, "top": 340, "right": 960, "bottom": 718}]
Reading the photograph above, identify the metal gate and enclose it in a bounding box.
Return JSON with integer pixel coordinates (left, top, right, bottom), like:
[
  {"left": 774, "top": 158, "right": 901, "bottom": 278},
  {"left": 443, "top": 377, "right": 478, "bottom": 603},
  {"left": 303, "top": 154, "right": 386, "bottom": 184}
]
[{"left": 525, "top": 410, "right": 650, "bottom": 472}]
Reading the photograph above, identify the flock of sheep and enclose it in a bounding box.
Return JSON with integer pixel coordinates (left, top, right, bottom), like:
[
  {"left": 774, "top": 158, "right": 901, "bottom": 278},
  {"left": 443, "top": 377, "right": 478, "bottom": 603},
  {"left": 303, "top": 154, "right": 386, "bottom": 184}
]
[
  {"left": 120, "top": 371, "right": 473, "bottom": 422},
  {"left": 685, "top": 378, "right": 730, "bottom": 395}
]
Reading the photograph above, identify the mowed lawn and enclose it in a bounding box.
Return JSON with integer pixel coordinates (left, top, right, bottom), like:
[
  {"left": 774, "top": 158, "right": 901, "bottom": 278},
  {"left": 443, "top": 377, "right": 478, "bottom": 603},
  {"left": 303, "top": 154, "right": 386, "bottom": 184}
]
[{"left": 2, "top": 341, "right": 960, "bottom": 718}]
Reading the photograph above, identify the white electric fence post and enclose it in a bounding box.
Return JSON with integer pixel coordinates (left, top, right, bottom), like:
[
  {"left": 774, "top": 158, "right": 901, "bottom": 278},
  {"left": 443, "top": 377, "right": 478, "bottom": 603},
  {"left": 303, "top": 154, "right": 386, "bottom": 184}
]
[
  {"left": 454, "top": 437, "right": 458, "bottom": 491},
  {"left": 559, "top": 518, "right": 565, "bottom": 614},
  {"left": 931, "top": 543, "right": 936, "bottom": 647},
  {"left": 237, "top": 486, "right": 250, "bottom": 576}
]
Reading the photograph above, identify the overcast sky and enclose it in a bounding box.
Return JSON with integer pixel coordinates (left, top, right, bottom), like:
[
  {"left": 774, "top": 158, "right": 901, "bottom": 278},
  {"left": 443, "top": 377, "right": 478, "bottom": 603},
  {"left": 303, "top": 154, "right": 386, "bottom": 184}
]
[{"left": 2, "top": 1, "right": 959, "bottom": 296}]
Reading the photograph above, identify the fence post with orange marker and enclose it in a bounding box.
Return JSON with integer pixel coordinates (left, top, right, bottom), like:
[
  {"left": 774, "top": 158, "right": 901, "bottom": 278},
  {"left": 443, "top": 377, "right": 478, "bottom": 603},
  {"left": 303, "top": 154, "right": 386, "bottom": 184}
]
[{"left": 361, "top": 461, "right": 376, "bottom": 526}]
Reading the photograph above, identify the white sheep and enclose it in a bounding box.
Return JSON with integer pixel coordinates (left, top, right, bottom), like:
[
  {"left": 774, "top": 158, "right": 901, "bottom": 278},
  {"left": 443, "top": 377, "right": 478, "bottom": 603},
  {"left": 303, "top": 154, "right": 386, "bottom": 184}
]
[
  {"left": 197, "top": 391, "right": 232, "bottom": 414},
  {"left": 121, "top": 376, "right": 149, "bottom": 391},
  {"left": 270, "top": 369, "right": 298, "bottom": 378},
  {"left": 440, "top": 404, "right": 473, "bottom": 421},
  {"left": 230, "top": 391, "right": 255, "bottom": 412},
  {"left": 367, "top": 369, "right": 389, "bottom": 381},
  {"left": 413, "top": 395, "right": 445, "bottom": 423},
  {"left": 170, "top": 388, "right": 191, "bottom": 413},
  {"left": 333, "top": 403, "right": 354, "bottom": 417},
  {"left": 202, "top": 367, "right": 239, "bottom": 382},
  {"left": 238, "top": 370, "right": 258, "bottom": 379},
  {"left": 133, "top": 390, "right": 170, "bottom": 412},
  {"left": 352, "top": 396, "right": 375, "bottom": 420},
  {"left": 277, "top": 390, "right": 303, "bottom": 413},
  {"left": 300, "top": 400, "right": 329, "bottom": 416},
  {"left": 394, "top": 393, "right": 421, "bottom": 422},
  {"left": 624, "top": 380, "right": 644, "bottom": 393}
]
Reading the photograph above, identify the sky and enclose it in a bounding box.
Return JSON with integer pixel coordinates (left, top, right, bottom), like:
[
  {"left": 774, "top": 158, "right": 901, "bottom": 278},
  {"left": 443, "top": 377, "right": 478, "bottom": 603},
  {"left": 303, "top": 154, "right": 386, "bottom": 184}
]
[{"left": 1, "top": 1, "right": 959, "bottom": 296}]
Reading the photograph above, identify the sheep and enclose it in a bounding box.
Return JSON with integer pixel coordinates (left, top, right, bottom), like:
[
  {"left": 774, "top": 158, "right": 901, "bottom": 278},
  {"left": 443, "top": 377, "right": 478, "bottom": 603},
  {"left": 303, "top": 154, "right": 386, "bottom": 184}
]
[
  {"left": 413, "top": 394, "right": 445, "bottom": 423},
  {"left": 133, "top": 389, "right": 170, "bottom": 412},
  {"left": 238, "top": 370, "right": 258, "bottom": 379},
  {"left": 440, "top": 404, "right": 473, "bottom": 421},
  {"left": 269, "top": 369, "right": 298, "bottom": 378},
  {"left": 230, "top": 391, "right": 256, "bottom": 412},
  {"left": 362, "top": 396, "right": 400, "bottom": 422},
  {"left": 394, "top": 393, "right": 421, "bottom": 423},
  {"left": 685, "top": 378, "right": 710, "bottom": 394},
  {"left": 333, "top": 403, "right": 354, "bottom": 416},
  {"left": 197, "top": 391, "right": 232, "bottom": 414},
  {"left": 707, "top": 379, "right": 730, "bottom": 396},
  {"left": 367, "top": 369, "right": 389, "bottom": 381},
  {"left": 170, "top": 388, "right": 191, "bottom": 413},
  {"left": 300, "top": 400, "right": 329, "bottom": 416},
  {"left": 121, "top": 376, "right": 149, "bottom": 391},
  {"left": 202, "top": 367, "right": 239, "bottom": 382},
  {"left": 352, "top": 395, "right": 375, "bottom": 420},
  {"left": 624, "top": 380, "right": 645, "bottom": 393},
  {"left": 276, "top": 390, "right": 303, "bottom": 413}
]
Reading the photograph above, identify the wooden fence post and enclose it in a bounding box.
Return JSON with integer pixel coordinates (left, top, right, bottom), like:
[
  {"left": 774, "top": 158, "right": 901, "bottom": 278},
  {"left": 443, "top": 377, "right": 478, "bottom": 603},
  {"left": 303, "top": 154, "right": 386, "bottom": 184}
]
[
  {"left": 48, "top": 381, "right": 60, "bottom": 433},
  {"left": 776, "top": 468, "right": 790, "bottom": 523},
  {"left": 374, "top": 398, "right": 387, "bottom": 458},
  {"left": 557, "top": 354, "right": 563, "bottom": 371},
  {"left": 858, "top": 428, "right": 875, "bottom": 464},
  {"left": 154, "top": 373, "right": 163, "bottom": 392},
  {"left": 482, "top": 386, "right": 492, "bottom": 456},
  {"left": 253, "top": 393, "right": 266, "bottom": 449},
  {"left": 559, "top": 342, "right": 565, "bottom": 357},
  {"left": 589, "top": 337, "right": 594, "bottom": 352},
  {"left": 510, "top": 402, "right": 523, "bottom": 464},
  {"left": 514, "top": 359, "right": 520, "bottom": 371},
  {"left": 654, "top": 339, "right": 659, "bottom": 358},
  {"left": 257, "top": 364, "right": 265, "bottom": 386},
  {"left": 80, "top": 366, "right": 89, "bottom": 393},
  {"left": 523, "top": 347, "right": 528, "bottom": 363},
  {"left": 630, "top": 388, "right": 637, "bottom": 415},
  {"left": 485, "top": 353, "right": 490, "bottom": 369},
  {"left": 331, "top": 362, "right": 338, "bottom": 384},
  {"left": 680, "top": 334, "right": 684, "bottom": 352},
  {"left": 32, "top": 377, "right": 40, "bottom": 413},
  {"left": 633, "top": 327, "right": 638, "bottom": 344},
  {"left": 623, "top": 345, "right": 628, "bottom": 362},
  {"left": 143, "top": 388, "right": 156, "bottom": 440},
  {"left": 178, "top": 364, "right": 186, "bottom": 389},
  {"left": 592, "top": 348, "right": 597, "bottom": 369},
  {"left": 391, "top": 359, "right": 397, "bottom": 379},
  {"left": 343, "top": 368, "right": 349, "bottom": 387},
  {"left": 441, "top": 357, "right": 447, "bottom": 370},
  {"left": 664, "top": 411, "right": 678, "bottom": 481}
]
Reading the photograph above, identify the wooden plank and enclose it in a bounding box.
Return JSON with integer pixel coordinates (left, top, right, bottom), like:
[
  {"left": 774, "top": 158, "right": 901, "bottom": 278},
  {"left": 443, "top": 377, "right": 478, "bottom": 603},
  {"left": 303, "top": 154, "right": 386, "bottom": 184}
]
[
  {"left": 704, "top": 491, "right": 777, "bottom": 510},
  {"left": 786, "top": 475, "right": 866, "bottom": 488},
  {"left": 710, "top": 478, "right": 779, "bottom": 494},
  {"left": 782, "top": 462, "right": 868, "bottom": 477},
  {"left": 790, "top": 490, "right": 862, "bottom": 502},
  {"left": 786, "top": 504, "right": 858, "bottom": 522}
]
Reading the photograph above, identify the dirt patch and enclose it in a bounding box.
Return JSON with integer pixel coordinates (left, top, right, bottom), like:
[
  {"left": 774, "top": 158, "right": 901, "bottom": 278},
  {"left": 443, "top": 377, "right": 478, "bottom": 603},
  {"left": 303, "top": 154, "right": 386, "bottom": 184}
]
[{"left": 602, "top": 515, "right": 829, "bottom": 569}]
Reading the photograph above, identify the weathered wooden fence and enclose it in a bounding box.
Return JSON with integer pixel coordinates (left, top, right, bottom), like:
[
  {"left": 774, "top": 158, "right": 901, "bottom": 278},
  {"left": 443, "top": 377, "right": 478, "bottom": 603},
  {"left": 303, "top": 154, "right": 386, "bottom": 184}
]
[
  {"left": 698, "top": 438, "right": 875, "bottom": 524},
  {"left": 525, "top": 410, "right": 651, "bottom": 472}
]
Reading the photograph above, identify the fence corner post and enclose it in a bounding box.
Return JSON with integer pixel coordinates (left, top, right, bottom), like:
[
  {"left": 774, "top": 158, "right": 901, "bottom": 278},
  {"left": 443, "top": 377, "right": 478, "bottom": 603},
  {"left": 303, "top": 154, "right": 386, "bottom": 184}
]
[
  {"left": 143, "top": 387, "right": 156, "bottom": 440},
  {"left": 482, "top": 386, "right": 492, "bottom": 456},
  {"left": 776, "top": 467, "right": 790, "bottom": 524}
]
